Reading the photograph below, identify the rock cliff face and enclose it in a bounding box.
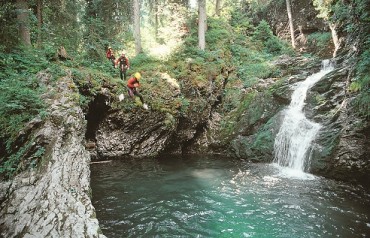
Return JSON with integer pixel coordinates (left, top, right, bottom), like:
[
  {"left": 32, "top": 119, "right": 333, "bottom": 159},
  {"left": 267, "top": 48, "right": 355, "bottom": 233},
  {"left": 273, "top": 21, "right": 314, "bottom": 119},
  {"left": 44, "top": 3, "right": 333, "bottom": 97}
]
[
  {"left": 92, "top": 90, "right": 222, "bottom": 159},
  {"left": 308, "top": 56, "right": 370, "bottom": 186},
  {"left": 95, "top": 109, "right": 173, "bottom": 158},
  {"left": 0, "top": 72, "right": 105, "bottom": 238}
]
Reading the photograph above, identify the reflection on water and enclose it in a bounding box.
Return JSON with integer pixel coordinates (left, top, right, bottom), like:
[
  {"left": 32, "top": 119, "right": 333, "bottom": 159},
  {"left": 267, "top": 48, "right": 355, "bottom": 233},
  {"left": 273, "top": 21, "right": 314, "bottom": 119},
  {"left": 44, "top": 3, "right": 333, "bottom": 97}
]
[{"left": 91, "top": 155, "right": 370, "bottom": 238}]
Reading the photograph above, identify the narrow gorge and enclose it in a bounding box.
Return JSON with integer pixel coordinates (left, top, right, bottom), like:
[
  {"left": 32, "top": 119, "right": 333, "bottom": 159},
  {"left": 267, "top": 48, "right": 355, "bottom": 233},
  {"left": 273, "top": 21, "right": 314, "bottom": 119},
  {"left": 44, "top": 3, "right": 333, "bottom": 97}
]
[{"left": 0, "top": 0, "right": 369, "bottom": 237}]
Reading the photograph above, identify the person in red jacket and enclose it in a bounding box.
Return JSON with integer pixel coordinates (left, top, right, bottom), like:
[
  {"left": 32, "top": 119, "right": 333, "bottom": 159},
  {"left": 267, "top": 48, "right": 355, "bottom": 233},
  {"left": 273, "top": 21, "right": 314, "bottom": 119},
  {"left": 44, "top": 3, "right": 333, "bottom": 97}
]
[
  {"left": 106, "top": 47, "right": 115, "bottom": 67},
  {"left": 115, "top": 53, "right": 130, "bottom": 81},
  {"left": 127, "top": 72, "right": 148, "bottom": 109}
]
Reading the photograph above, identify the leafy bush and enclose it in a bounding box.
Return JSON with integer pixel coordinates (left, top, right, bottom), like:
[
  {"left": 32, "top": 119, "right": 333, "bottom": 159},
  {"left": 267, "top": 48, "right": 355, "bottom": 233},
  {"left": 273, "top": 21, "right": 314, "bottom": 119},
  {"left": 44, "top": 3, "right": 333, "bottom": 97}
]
[
  {"left": 352, "top": 41, "right": 370, "bottom": 117},
  {"left": 307, "top": 32, "right": 332, "bottom": 51},
  {"left": 206, "top": 18, "right": 230, "bottom": 50},
  {"left": 252, "top": 20, "right": 287, "bottom": 55},
  {"left": 0, "top": 77, "right": 45, "bottom": 142},
  {"left": 229, "top": 10, "right": 254, "bottom": 35},
  {"left": 0, "top": 139, "right": 45, "bottom": 178},
  {"left": 129, "top": 52, "right": 162, "bottom": 74},
  {"left": 0, "top": 3, "right": 18, "bottom": 51},
  {"left": 0, "top": 48, "right": 48, "bottom": 171}
]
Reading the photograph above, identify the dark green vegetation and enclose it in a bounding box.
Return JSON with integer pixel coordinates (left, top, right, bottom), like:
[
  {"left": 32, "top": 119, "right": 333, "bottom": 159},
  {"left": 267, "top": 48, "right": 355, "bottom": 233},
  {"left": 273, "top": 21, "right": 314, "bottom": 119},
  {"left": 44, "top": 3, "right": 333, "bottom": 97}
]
[
  {"left": 0, "top": 48, "right": 49, "bottom": 176},
  {"left": 343, "top": 3, "right": 370, "bottom": 117},
  {"left": 0, "top": 0, "right": 368, "bottom": 178},
  {"left": 313, "top": 0, "right": 370, "bottom": 117}
]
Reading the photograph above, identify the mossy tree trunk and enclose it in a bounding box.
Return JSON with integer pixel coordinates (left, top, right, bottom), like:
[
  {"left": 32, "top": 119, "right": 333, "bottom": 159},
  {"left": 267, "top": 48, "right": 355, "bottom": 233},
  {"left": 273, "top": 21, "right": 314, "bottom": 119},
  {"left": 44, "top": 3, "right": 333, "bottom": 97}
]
[
  {"left": 36, "top": 0, "right": 43, "bottom": 47},
  {"left": 215, "top": 0, "right": 221, "bottom": 16},
  {"left": 16, "top": 0, "right": 31, "bottom": 46}
]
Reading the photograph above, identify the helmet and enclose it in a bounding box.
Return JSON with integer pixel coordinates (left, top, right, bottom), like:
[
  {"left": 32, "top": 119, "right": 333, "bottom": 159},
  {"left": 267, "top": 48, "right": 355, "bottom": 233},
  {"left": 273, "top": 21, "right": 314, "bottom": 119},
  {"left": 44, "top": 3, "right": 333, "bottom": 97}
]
[{"left": 134, "top": 72, "right": 141, "bottom": 80}]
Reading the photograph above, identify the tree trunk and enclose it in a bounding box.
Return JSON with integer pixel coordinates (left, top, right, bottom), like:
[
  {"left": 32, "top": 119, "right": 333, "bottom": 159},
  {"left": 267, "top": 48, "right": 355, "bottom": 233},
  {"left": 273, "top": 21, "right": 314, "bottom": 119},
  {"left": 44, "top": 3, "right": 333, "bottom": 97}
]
[
  {"left": 215, "top": 0, "right": 221, "bottom": 16},
  {"left": 286, "top": 0, "right": 295, "bottom": 49},
  {"left": 198, "top": 0, "right": 206, "bottom": 50},
  {"left": 133, "top": 0, "right": 142, "bottom": 55},
  {"left": 154, "top": 0, "right": 159, "bottom": 41},
  {"left": 16, "top": 0, "right": 31, "bottom": 46},
  {"left": 36, "top": 0, "right": 43, "bottom": 47},
  {"left": 329, "top": 23, "right": 340, "bottom": 57}
]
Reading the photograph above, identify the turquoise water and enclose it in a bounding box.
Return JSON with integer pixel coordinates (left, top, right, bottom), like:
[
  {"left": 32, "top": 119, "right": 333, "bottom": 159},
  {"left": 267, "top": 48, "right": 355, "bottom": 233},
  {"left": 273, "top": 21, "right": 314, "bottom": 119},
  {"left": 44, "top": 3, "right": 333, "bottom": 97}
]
[{"left": 91, "top": 155, "right": 370, "bottom": 237}]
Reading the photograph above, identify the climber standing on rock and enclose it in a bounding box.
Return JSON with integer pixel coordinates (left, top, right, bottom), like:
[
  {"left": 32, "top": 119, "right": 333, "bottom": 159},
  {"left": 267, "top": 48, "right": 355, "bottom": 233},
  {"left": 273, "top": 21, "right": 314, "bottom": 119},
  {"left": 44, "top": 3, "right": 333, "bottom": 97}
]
[{"left": 127, "top": 72, "right": 148, "bottom": 110}]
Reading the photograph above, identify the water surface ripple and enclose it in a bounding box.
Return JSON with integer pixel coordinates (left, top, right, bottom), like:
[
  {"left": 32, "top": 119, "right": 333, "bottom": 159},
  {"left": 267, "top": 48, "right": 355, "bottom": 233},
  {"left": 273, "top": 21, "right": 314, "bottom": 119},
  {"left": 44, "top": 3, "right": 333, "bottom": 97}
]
[{"left": 91, "top": 156, "right": 370, "bottom": 237}]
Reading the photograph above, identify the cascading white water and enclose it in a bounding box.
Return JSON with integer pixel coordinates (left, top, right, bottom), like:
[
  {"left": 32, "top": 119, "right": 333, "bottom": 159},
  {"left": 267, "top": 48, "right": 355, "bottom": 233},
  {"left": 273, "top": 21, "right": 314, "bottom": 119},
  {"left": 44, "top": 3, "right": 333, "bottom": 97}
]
[{"left": 273, "top": 60, "right": 334, "bottom": 172}]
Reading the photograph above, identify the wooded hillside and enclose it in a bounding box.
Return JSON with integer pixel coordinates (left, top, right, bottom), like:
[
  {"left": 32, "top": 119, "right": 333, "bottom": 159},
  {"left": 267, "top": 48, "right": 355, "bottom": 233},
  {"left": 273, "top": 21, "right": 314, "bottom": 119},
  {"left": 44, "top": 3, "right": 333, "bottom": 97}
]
[{"left": 0, "top": 0, "right": 369, "bottom": 177}]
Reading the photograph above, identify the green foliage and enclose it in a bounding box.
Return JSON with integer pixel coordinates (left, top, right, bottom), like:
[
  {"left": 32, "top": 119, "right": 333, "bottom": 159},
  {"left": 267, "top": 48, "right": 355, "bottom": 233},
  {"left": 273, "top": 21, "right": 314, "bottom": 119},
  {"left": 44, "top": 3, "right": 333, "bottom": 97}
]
[
  {"left": 0, "top": 139, "right": 45, "bottom": 178},
  {"left": 353, "top": 40, "right": 370, "bottom": 117},
  {"left": 219, "top": 93, "right": 246, "bottom": 134},
  {"left": 252, "top": 20, "right": 289, "bottom": 55},
  {"left": 236, "top": 55, "right": 274, "bottom": 85},
  {"left": 164, "top": 113, "right": 176, "bottom": 129},
  {"left": 331, "top": 0, "right": 369, "bottom": 33},
  {"left": 0, "top": 77, "right": 45, "bottom": 140},
  {"left": 251, "top": 119, "right": 275, "bottom": 152},
  {"left": 42, "top": 0, "right": 84, "bottom": 51},
  {"left": 229, "top": 10, "right": 254, "bottom": 35},
  {"left": 0, "top": 48, "right": 48, "bottom": 162},
  {"left": 82, "top": 0, "right": 133, "bottom": 63},
  {"left": 307, "top": 32, "right": 332, "bottom": 49},
  {"left": 130, "top": 53, "right": 160, "bottom": 70},
  {"left": 245, "top": 0, "right": 285, "bottom": 18},
  {"left": 1, "top": 98, "right": 44, "bottom": 157},
  {"left": 331, "top": 0, "right": 370, "bottom": 117},
  {"left": 219, "top": 91, "right": 257, "bottom": 138},
  {"left": 0, "top": 48, "right": 49, "bottom": 78},
  {"left": 222, "top": 87, "right": 242, "bottom": 112},
  {"left": 178, "top": 96, "right": 190, "bottom": 115},
  {"left": 0, "top": 2, "right": 18, "bottom": 51},
  {"left": 252, "top": 20, "right": 274, "bottom": 42},
  {"left": 206, "top": 18, "right": 231, "bottom": 50}
]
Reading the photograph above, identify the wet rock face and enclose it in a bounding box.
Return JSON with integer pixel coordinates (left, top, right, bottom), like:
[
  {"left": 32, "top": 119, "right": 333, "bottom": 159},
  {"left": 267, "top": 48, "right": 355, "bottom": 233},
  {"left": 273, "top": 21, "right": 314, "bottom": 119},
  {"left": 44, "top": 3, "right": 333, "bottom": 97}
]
[
  {"left": 0, "top": 73, "right": 105, "bottom": 238},
  {"left": 94, "top": 105, "right": 216, "bottom": 158},
  {"left": 95, "top": 109, "right": 174, "bottom": 158},
  {"left": 202, "top": 56, "right": 321, "bottom": 160},
  {"left": 307, "top": 67, "right": 370, "bottom": 187},
  {"left": 93, "top": 67, "right": 226, "bottom": 158}
]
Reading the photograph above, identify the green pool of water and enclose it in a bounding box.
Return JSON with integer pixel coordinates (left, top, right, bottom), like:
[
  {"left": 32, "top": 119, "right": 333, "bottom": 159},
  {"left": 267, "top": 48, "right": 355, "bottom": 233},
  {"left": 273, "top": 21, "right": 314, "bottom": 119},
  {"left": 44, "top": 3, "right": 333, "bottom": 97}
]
[{"left": 91, "top": 155, "right": 370, "bottom": 237}]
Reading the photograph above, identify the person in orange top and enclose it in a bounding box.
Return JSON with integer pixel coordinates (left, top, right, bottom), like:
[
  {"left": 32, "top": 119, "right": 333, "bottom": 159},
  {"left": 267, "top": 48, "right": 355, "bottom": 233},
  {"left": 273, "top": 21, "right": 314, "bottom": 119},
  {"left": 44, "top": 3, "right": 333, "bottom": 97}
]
[
  {"left": 106, "top": 47, "right": 115, "bottom": 67},
  {"left": 115, "top": 53, "right": 130, "bottom": 81},
  {"left": 127, "top": 72, "right": 148, "bottom": 109}
]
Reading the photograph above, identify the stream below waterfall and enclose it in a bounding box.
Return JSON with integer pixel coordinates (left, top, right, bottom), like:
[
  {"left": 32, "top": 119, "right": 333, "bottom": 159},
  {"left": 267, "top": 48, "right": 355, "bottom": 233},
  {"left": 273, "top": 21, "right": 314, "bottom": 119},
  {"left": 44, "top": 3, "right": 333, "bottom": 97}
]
[{"left": 91, "top": 155, "right": 370, "bottom": 238}]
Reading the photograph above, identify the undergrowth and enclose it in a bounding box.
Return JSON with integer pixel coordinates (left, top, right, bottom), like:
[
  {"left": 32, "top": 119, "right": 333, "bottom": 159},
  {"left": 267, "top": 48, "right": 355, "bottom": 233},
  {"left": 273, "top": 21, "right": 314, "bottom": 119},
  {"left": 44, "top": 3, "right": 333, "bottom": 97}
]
[{"left": 0, "top": 47, "right": 49, "bottom": 177}]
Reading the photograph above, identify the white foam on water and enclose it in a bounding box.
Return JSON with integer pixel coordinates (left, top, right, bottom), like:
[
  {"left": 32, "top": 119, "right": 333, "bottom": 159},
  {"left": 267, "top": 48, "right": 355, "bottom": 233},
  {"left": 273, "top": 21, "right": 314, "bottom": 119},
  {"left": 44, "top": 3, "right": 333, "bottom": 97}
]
[
  {"left": 272, "top": 163, "right": 317, "bottom": 180},
  {"left": 273, "top": 60, "right": 334, "bottom": 173}
]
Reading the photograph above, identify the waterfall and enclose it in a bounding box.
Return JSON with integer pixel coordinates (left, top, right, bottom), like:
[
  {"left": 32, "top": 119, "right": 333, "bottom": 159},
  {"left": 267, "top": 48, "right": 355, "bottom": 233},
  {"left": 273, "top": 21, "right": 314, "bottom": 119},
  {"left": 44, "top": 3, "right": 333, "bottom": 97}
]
[{"left": 273, "top": 60, "right": 334, "bottom": 172}]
